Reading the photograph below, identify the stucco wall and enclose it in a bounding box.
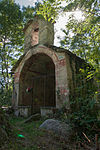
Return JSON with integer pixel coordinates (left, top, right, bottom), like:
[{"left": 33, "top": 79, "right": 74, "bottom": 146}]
[
  {"left": 65, "top": 52, "right": 88, "bottom": 99},
  {"left": 13, "top": 45, "right": 69, "bottom": 110},
  {"left": 24, "top": 18, "right": 54, "bottom": 53}
]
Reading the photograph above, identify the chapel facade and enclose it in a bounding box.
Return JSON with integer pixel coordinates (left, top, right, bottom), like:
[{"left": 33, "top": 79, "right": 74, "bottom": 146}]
[{"left": 12, "top": 16, "right": 88, "bottom": 117}]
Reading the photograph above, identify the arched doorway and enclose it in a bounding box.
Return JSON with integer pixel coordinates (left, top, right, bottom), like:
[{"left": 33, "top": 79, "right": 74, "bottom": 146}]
[{"left": 19, "top": 53, "right": 56, "bottom": 114}]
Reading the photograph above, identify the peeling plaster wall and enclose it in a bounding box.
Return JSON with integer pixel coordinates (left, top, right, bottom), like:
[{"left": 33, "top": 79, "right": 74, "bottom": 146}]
[
  {"left": 65, "top": 53, "right": 88, "bottom": 99},
  {"left": 65, "top": 54, "right": 76, "bottom": 96},
  {"left": 24, "top": 18, "right": 54, "bottom": 53},
  {"left": 38, "top": 19, "right": 54, "bottom": 45},
  {"left": 24, "top": 21, "right": 39, "bottom": 52},
  {"left": 13, "top": 45, "right": 69, "bottom": 110},
  {"left": 13, "top": 44, "right": 87, "bottom": 113}
]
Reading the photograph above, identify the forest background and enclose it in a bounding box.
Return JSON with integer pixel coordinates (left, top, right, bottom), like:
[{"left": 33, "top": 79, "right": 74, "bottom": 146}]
[
  {"left": 0, "top": 0, "right": 100, "bottom": 119},
  {"left": 0, "top": 0, "right": 100, "bottom": 144}
]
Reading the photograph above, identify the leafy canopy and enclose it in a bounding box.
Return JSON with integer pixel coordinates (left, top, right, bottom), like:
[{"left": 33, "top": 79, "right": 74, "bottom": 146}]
[
  {"left": 0, "top": 0, "right": 38, "bottom": 105},
  {"left": 37, "top": 0, "right": 62, "bottom": 22}
]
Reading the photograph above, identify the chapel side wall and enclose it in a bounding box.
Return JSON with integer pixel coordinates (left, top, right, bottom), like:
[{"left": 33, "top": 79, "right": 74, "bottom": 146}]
[
  {"left": 65, "top": 54, "right": 77, "bottom": 97},
  {"left": 65, "top": 54, "right": 78, "bottom": 97},
  {"left": 65, "top": 54, "right": 73, "bottom": 96},
  {"left": 65, "top": 53, "right": 93, "bottom": 98}
]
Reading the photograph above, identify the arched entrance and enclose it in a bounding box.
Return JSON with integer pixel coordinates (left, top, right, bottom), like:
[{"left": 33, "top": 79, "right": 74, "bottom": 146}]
[{"left": 19, "top": 53, "right": 56, "bottom": 114}]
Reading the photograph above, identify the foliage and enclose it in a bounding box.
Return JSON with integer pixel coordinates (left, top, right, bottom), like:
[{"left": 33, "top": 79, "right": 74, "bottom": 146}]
[
  {"left": 60, "top": 13, "right": 100, "bottom": 75},
  {"left": 68, "top": 65, "right": 100, "bottom": 139},
  {"left": 0, "top": 89, "right": 12, "bottom": 106},
  {"left": 59, "top": 2, "right": 100, "bottom": 97},
  {"left": 36, "top": 0, "right": 100, "bottom": 84},
  {"left": 0, "top": 0, "right": 24, "bottom": 90},
  {"left": 0, "top": 108, "right": 12, "bottom": 147},
  {"left": 68, "top": 95, "right": 100, "bottom": 145},
  {"left": 22, "top": 2, "right": 40, "bottom": 23},
  {"left": 36, "top": 0, "right": 100, "bottom": 78},
  {"left": 37, "top": 0, "right": 62, "bottom": 22},
  {"left": 0, "top": 0, "right": 38, "bottom": 106},
  {"left": 61, "top": 2, "right": 100, "bottom": 133},
  {"left": 64, "top": 0, "right": 100, "bottom": 13},
  {"left": 57, "top": 86, "right": 100, "bottom": 144}
]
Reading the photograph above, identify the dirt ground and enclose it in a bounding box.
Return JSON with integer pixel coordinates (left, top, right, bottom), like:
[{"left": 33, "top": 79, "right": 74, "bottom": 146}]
[{"left": 0, "top": 116, "right": 75, "bottom": 150}]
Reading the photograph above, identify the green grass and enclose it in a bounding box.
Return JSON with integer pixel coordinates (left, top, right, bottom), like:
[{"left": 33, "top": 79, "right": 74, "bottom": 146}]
[
  {"left": 4, "top": 116, "right": 45, "bottom": 150},
  {"left": 0, "top": 116, "right": 69, "bottom": 150}
]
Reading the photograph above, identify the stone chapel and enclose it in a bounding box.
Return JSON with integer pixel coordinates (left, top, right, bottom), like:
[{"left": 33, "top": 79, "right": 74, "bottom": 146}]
[{"left": 12, "top": 16, "right": 88, "bottom": 117}]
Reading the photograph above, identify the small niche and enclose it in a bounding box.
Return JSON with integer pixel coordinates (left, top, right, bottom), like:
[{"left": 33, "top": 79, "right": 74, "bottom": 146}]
[
  {"left": 34, "top": 28, "right": 39, "bottom": 32},
  {"left": 31, "top": 27, "right": 39, "bottom": 46}
]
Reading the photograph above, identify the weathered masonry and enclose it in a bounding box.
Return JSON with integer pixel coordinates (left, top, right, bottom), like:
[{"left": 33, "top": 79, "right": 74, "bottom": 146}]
[{"left": 12, "top": 16, "right": 87, "bottom": 117}]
